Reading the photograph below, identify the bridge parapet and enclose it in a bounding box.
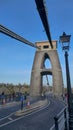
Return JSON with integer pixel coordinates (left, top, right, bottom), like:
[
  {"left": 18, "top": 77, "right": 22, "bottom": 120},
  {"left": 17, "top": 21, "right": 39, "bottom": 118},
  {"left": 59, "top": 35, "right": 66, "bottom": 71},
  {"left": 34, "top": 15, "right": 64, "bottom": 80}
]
[{"left": 50, "top": 106, "right": 68, "bottom": 130}]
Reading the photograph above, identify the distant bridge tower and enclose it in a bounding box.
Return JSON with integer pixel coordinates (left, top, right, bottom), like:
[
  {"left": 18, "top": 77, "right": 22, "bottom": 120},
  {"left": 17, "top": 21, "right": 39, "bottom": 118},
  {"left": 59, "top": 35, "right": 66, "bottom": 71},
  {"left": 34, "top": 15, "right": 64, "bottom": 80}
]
[{"left": 30, "top": 41, "right": 63, "bottom": 96}]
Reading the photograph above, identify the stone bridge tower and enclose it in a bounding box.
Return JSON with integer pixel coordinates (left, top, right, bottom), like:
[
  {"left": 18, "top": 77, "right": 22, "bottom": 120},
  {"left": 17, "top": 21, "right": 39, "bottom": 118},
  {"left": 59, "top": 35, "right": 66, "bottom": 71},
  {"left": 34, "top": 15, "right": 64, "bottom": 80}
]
[{"left": 30, "top": 41, "right": 63, "bottom": 96}]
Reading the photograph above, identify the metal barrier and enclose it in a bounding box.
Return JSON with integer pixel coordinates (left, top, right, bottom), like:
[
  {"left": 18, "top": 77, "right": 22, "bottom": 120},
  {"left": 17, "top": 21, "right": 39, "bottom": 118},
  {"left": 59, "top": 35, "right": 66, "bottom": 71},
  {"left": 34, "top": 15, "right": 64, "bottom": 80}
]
[{"left": 50, "top": 107, "right": 68, "bottom": 130}]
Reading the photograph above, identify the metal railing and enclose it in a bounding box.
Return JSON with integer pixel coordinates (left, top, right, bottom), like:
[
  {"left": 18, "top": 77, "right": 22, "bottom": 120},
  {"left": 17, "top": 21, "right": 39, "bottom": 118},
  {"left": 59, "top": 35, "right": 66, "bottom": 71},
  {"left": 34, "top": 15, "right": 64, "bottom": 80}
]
[{"left": 50, "top": 106, "right": 68, "bottom": 130}]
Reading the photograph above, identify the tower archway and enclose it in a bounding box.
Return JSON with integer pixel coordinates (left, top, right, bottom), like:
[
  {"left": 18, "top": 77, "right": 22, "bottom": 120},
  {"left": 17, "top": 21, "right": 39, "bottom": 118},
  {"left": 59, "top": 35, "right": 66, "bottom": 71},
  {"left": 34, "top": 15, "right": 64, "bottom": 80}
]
[
  {"left": 41, "top": 53, "right": 53, "bottom": 93},
  {"left": 44, "top": 58, "right": 51, "bottom": 69},
  {"left": 42, "top": 74, "right": 53, "bottom": 93},
  {"left": 30, "top": 41, "right": 63, "bottom": 96}
]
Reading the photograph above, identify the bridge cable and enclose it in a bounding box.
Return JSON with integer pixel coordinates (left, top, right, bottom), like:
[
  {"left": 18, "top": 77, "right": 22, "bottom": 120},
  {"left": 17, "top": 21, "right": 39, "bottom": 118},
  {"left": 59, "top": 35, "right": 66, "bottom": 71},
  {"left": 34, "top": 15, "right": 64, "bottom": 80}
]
[
  {"left": 35, "top": 0, "right": 53, "bottom": 48},
  {"left": 0, "top": 24, "right": 40, "bottom": 49}
]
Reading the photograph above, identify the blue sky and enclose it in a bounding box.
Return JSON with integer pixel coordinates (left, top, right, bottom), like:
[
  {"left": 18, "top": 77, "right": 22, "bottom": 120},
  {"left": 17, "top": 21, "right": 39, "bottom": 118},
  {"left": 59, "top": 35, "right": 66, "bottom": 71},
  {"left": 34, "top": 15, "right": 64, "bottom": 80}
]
[{"left": 0, "top": 0, "right": 73, "bottom": 87}]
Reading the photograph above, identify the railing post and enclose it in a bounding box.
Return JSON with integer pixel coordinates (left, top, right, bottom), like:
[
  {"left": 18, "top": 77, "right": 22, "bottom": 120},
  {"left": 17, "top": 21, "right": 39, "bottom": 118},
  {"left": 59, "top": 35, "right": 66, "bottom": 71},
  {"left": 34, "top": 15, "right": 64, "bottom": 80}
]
[
  {"left": 54, "top": 117, "right": 59, "bottom": 130},
  {"left": 64, "top": 108, "right": 68, "bottom": 130}
]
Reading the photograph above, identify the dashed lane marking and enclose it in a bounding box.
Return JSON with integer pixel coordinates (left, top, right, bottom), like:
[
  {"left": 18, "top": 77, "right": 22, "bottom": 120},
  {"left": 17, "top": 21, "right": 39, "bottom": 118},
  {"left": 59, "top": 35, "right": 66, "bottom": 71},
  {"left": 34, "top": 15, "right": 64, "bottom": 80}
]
[{"left": 0, "top": 102, "right": 50, "bottom": 128}]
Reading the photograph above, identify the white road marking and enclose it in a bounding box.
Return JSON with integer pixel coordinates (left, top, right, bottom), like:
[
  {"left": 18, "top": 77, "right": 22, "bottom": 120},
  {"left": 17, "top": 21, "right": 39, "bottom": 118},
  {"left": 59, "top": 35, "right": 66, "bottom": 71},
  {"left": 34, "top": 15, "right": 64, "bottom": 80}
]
[
  {"left": 0, "top": 102, "right": 50, "bottom": 128},
  {"left": 0, "top": 112, "right": 15, "bottom": 121},
  {"left": 8, "top": 117, "right": 13, "bottom": 121}
]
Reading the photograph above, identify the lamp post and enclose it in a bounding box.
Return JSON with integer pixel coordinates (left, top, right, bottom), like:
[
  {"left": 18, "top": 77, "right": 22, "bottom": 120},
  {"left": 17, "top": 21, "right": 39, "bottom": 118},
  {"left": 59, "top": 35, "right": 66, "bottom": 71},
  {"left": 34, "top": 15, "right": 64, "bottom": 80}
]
[{"left": 59, "top": 32, "right": 73, "bottom": 130}]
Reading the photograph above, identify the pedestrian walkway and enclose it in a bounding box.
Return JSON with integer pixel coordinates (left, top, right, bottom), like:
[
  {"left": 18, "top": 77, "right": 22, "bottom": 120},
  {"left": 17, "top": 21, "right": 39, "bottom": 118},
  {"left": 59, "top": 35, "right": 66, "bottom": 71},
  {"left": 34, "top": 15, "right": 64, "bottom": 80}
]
[{"left": 0, "top": 101, "right": 20, "bottom": 109}]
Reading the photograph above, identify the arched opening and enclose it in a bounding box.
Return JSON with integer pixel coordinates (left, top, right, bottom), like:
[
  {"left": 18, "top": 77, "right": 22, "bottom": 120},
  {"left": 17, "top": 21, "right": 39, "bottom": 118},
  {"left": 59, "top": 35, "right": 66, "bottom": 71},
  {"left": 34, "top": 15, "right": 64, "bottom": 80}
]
[
  {"left": 44, "top": 58, "right": 51, "bottom": 69},
  {"left": 43, "top": 53, "right": 52, "bottom": 69},
  {"left": 42, "top": 74, "right": 53, "bottom": 94},
  {"left": 41, "top": 54, "right": 53, "bottom": 94}
]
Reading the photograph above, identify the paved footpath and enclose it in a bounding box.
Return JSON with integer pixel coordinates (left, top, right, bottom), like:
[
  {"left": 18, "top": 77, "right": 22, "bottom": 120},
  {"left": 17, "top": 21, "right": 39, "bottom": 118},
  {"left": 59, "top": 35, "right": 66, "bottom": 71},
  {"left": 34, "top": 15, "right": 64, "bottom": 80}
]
[{"left": 0, "top": 101, "right": 20, "bottom": 109}]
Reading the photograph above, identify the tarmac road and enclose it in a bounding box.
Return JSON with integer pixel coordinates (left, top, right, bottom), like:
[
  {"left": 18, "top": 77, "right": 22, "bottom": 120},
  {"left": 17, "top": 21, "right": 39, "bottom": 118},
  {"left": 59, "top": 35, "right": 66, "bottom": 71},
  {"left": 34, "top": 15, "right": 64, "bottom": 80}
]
[{"left": 0, "top": 95, "right": 65, "bottom": 130}]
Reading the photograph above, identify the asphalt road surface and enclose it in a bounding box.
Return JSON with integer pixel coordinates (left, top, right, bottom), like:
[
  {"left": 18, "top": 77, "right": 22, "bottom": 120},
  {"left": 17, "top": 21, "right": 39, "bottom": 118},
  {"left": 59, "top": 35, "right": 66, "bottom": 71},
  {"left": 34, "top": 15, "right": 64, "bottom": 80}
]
[{"left": 0, "top": 95, "right": 65, "bottom": 130}]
